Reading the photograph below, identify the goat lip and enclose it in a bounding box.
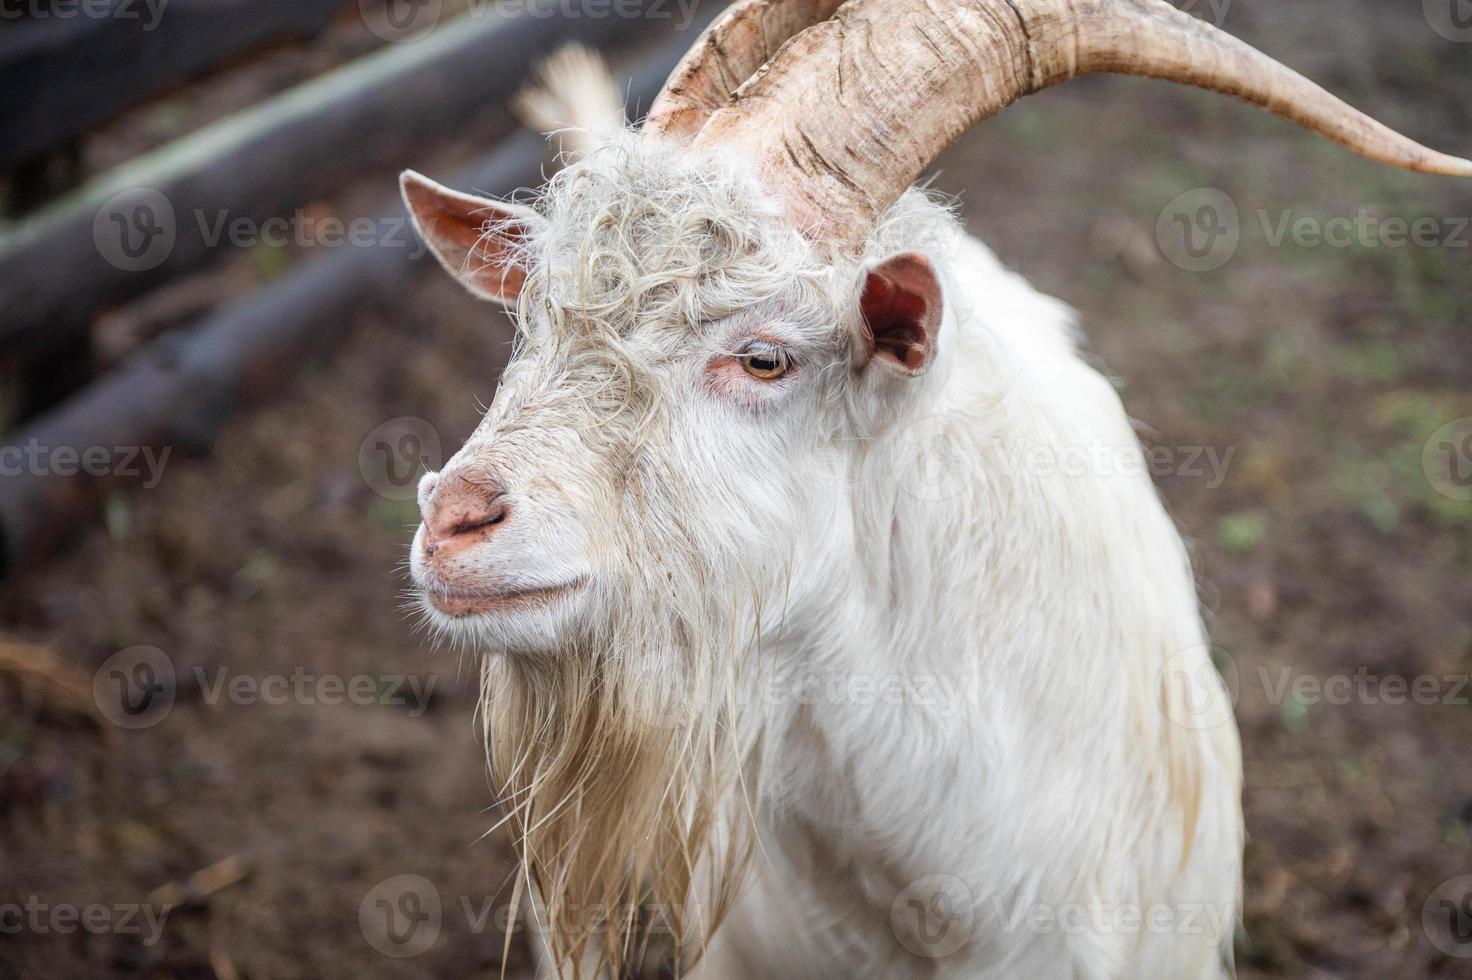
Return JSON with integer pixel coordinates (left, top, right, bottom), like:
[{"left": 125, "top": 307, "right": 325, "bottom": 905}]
[{"left": 423, "top": 579, "right": 586, "bottom": 617}]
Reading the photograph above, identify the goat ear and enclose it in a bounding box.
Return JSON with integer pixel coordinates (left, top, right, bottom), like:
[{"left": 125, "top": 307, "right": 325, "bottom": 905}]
[
  {"left": 400, "top": 170, "right": 543, "bottom": 305},
  {"left": 855, "top": 252, "right": 942, "bottom": 376}
]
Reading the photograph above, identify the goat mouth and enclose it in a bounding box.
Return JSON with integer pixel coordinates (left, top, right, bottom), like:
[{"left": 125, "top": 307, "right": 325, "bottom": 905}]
[{"left": 424, "top": 580, "right": 586, "bottom": 617}]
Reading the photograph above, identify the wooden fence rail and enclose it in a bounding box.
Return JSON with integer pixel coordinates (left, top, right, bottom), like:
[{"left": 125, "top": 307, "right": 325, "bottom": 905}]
[
  {"left": 0, "top": 0, "right": 673, "bottom": 395},
  {"left": 0, "top": 0, "right": 347, "bottom": 168},
  {"left": 0, "top": 24, "right": 710, "bottom": 572}
]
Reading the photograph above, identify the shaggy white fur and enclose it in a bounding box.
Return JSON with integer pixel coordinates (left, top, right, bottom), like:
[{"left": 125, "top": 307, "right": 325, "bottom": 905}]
[{"left": 404, "top": 130, "right": 1242, "bottom": 979}]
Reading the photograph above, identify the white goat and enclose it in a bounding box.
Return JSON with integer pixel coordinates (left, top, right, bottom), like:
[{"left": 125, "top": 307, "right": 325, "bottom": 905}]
[{"left": 399, "top": 2, "right": 1470, "bottom": 977}]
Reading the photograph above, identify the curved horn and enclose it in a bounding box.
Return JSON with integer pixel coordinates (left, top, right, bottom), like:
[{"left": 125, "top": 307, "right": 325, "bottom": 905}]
[
  {"left": 642, "top": 0, "right": 847, "bottom": 142},
  {"left": 691, "top": 0, "right": 1472, "bottom": 248}
]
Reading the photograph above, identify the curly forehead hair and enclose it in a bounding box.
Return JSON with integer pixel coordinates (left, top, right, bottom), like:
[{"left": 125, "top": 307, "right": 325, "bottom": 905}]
[
  {"left": 526, "top": 137, "right": 824, "bottom": 332},
  {"left": 503, "top": 133, "right": 955, "bottom": 346}
]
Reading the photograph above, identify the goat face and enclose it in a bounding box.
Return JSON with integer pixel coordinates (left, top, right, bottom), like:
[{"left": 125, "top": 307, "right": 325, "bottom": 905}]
[
  {"left": 401, "top": 139, "right": 951, "bottom": 970},
  {"left": 404, "top": 140, "right": 945, "bottom": 664}
]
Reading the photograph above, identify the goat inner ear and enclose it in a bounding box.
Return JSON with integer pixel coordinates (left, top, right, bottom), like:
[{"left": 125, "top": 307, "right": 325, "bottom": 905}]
[
  {"left": 858, "top": 252, "right": 942, "bottom": 376},
  {"left": 400, "top": 169, "right": 542, "bottom": 305}
]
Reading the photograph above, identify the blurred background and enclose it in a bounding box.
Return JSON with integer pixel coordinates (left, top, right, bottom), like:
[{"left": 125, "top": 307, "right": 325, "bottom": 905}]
[{"left": 0, "top": 0, "right": 1469, "bottom": 977}]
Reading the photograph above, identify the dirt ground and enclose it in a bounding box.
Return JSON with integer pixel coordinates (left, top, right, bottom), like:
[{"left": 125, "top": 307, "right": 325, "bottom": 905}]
[{"left": 2, "top": 1, "right": 1470, "bottom": 978}]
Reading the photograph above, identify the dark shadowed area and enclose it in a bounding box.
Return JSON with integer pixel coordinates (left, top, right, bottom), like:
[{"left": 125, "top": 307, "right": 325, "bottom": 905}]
[{"left": 1, "top": 0, "right": 1469, "bottom": 977}]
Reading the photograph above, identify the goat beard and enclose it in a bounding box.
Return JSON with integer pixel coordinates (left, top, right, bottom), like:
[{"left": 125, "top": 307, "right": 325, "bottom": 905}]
[{"left": 480, "top": 575, "right": 761, "bottom": 979}]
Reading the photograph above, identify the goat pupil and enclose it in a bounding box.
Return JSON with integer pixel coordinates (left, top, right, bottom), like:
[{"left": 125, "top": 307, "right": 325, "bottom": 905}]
[{"left": 741, "top": 346, "right": 787, "bottom": 379}]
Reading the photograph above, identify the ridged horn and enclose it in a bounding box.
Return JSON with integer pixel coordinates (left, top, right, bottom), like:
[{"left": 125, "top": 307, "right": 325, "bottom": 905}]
[
  {"left": 690, "top": 0, "right": 1472, "bottom": 248},
  {"left": 642, "top": 0, "right": 847, "bottom": 142}
]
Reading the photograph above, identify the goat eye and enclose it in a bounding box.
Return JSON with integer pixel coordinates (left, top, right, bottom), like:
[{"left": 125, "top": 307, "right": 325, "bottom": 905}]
[{"left": 738, "top": 342, "right": 790, "bottom": 380}]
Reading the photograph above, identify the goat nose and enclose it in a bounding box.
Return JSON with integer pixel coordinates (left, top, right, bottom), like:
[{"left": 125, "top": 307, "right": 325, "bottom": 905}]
[
  {"left": 416, "top": 471, "right": 439, "bottom": 512},
  {"left": 420, "top": 474, "right": 510, "bottom": 558}
]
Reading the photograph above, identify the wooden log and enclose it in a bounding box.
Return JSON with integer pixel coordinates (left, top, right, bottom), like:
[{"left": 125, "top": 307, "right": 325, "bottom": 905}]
[
  {"left": 0, "top": 23, "right": 713, "bottom": 572},
  {"left": 0, "top": 0, "right": 686, "bottom": 380},
  {"left": 0, "top": 0, "right": 345, "bottom": 169}
]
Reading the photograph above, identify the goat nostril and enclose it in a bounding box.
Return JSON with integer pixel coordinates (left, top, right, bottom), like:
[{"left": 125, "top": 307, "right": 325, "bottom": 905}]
[
  {"left": 452, "top": 512, "right": 502, "bottom": 536},
  {"left": 422, "top": 479, "right": 508, "bottom": 553},
  {"left": 445, "top": 499, "right": 509, "bottom": 539}
]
